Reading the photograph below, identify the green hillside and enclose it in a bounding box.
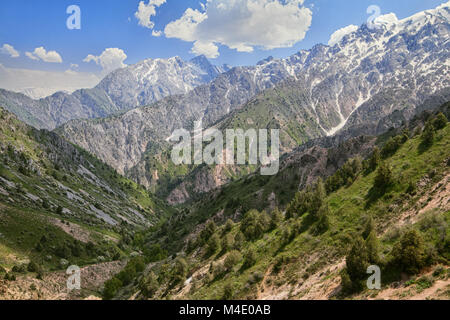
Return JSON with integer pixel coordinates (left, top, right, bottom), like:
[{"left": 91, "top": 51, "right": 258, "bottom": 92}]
[
  {"left": 0, "top": 107, "right": 174, "bottom": 279},
  {"left": 127, "top": 108, "right": 449, "bottom": 300}
]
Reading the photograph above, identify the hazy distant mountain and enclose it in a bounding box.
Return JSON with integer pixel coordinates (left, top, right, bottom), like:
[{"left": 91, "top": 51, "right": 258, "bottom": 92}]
[
  {"left": 0, "top": 55, "right": 228, "bottom": 129},
  {"left": 19, "top": 88, "right": 74, "bottom": 100}
]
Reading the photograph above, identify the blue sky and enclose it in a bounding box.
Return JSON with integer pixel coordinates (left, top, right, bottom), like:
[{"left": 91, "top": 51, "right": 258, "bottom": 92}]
[{"left": 0, "top": 0, "right": 447, "bottom": 96}]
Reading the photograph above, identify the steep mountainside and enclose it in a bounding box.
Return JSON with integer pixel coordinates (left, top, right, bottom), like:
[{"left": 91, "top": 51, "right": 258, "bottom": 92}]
[
  {"left": 123, "top": 104, "right": 449, "bottom": 301},
  {"left": 57, "top": 3, "right": 450, "bottom": 196},
  {"left": 0, "top": 56, "right": 227, "bottom": 130},
  {"left": 150, "top": 102, "right": 450, "bottom": 254},
  {"left": 0, "top": 107, "right": 174, "bottom": 295},
  {"left": 160, "top": 88, "right": 450, "bottom": 204}
]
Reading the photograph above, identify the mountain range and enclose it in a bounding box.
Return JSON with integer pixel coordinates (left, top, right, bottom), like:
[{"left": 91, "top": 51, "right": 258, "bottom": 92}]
[
  {"left": 0, "top": 55, "right": 229, "bottom": 130},
  {"left": 0, "top": 2, "right": 449, "bottom": 301},
  {"left": 53, "top": 3, "right": 450, "bottom": 201}
]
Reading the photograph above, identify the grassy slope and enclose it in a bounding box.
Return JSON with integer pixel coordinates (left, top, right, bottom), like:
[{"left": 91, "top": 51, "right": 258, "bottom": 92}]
[
  {"left": 0, "top": 107, "right": 174, "bottom": 274},
  {"left": 142, "top": 121, "right": 449, "bottom": 300}
]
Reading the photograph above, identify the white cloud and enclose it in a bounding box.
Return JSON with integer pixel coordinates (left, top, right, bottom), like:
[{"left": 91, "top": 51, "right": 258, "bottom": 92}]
[
  {"left": 83, "top": 48, "right": 127, "bottom": 75},
  {"left": 0, "top": 44, "right": 20, "bottom": 58},
  {"left": 0, "top": 65, "right": 100, "bottom": 99},
  {"left": 152, "top": 30, "right": 163, "bottom": 37},
  {"left": 25, "top": 47, "right": 63, "bottom": 63},
  {"left": 135, "top": 0, "right": 166, "bottom": 36},
  {"left": 191, "top": 41, "right": 219, "bottom": 58},
  {"left": 328, "top": 25, "right": 358, "bottom": 46},
  {"left": 164, "top": 0, "right": 313, "bottom": 58},
  {"left": 25, "top": 52, "right": 39, "bottom": 61},
  {"left": 65, "top": 63, "right": 80, "bottom": 75},
  {"left": 164, "top": 8, "right": 206, "bottom": 42}
]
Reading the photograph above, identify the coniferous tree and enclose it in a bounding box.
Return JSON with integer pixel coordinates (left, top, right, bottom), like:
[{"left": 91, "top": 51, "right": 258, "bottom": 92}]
[
  {"left": 240, "top": 210, "right": 269, "bottom": 241},
  {"left": 224, "top": 219, "right": 234, "bottom": 233},
  {"left": 199, "top": 221, "right": 217, "bottom": 245},
  {"left": 421, "top": 122, "right": 435, "bottom": 147},
  {"left": 432, "top": 112, "right": 448, "bottom": 130},
  {"left": 224, "top": 250, "right": 242, "bottom": 271},
  {"left": 286, "top": 189, "right": 310, "bottom": 219},
  {"left": 391, "top": 229, "right": 425, "bottom": 274},
  {"left": 269, "top": 208, "right": 283, "bottom": 230},
  {"left": 311, "top": 178, "right": 326, "bottom": 217},
  {"left": 221, "top": 233, "right": 234, "bottom": 253},
  {"left": 206, "top": 233, "right": 220, "bottom": 256},
  {"left": 103, "top": 278, "right": 122, "bottom": 300},
  {"left": 223, "top": 283, "right": 234, "bottom": 300},
  {"left": 365, "top": 231, "right": 380, "bottom": 264},
  {"left": 340, "top": 269, "right": 354, "bottom": 294},
  {"left": 242, "top": 249, "right": 257, "bottom": 270},
  {"left": 313, "top": 204, "right": 330, "bottom": 234},
  {"left": 346, "top": 237, "right": 369, "bottom": 284},
  {"left": 374, "top": 161, "right": 393, "bottom": 191},
  {"left": 368, "top": 147, "right": 381, "bottom": 172},
  {"left": 233, "top": 231, "right": 245, "bottom": 250},
  {"left": 171, "top": 257, "right": 188, "bottom": 284},
  {"left": 362, "top": 216, "right": 375, "bottom": 240},
  {"left": 351, "top": 157, "right": 363, "bottom": 177},
  {"left": 139, "top": 271, "right": 158, "bottom": 298}
]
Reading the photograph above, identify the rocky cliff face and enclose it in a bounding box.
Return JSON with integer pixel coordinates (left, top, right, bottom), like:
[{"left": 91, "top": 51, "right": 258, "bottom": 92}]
[{"left": 0, "top": 107, "right": 170, "bottom": 229}]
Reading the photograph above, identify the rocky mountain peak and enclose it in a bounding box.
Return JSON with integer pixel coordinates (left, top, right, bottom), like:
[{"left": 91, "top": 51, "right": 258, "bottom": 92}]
[{"left": 0, "top": 55, "right": 229, "bottom": 130}]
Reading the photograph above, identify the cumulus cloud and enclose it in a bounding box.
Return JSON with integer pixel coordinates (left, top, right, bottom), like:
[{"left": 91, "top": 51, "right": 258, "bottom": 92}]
[
  {"left": 0, "top": 44, "right": 20, "bottom": 58},
  {"left": 0, "top": 65, "right": 100, "bottom": 99},
  {"left": 164, "top": 0, "right": 313, "bottom": 58},
  {"left": 328, "top": 25, "right": 358, "bottom": 46},
  {"left": 191, "top": 41, "right": 220, "bottom": 58},
  {"left": 135, "top": 0, "right": 166, "bottom": 36},
  {"left": 25, "top": 52, "right": 39, "bottom": 61},
  {"left": 83, "top": 48, "right": 127, "bottom": 75},
  {"left": 25, "top": 47, "right": 63, "bottom": 63},
  {"left": 152, "top": 30, "right": 163, "bottom": 37}
]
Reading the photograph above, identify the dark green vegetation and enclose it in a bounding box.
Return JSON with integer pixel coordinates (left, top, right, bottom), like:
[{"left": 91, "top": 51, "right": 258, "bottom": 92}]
[
  {"left": 0, "top": 107, "right": 174, "bottom": 278},
  {"left": 1, "top": 102, "right": 449, "bottom": 300},
  {"left": 127, "top": 105, "right": 449, "bottom": 300},
  {"left": 102, "top": 256, "right": 146, "bottom": 299}
]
